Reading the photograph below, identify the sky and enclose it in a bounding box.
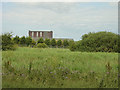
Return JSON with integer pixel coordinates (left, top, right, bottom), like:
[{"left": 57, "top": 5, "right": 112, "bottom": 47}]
[{"left": 2, "top": 2, "right": 118, "bottom": 41}]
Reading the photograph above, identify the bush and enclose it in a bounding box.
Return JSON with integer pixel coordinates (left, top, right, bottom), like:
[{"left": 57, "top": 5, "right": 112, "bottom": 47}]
[
  {"left": 26, "top": 37, "right": 32, "bottom": 46},
  {"left": 37, "top": 38, "right": 44, "bottom": 43},
  {"left": 44, "top": 38, "right": 50, "bottom": 46},
  {"left": 73, "top": 31, "right": 119, "bottom": 52},
  {"left": 57, "top": 39, "right": 62, "bottom": 47},
  {"left": 13, "top": 35, "right": 20, "bottom": 44},
  {"left": 2, "top": 33, "right": 17, "bottom": 51},
  {"left": 31, "top": 40, "right": 36, "bottom": 47},
  {"left": 51, "top": 39, "right": 56, "bottom": 47},
  {"left": 69, "top": 40, "right": 74, "bottom": 46},
  {"left": 63, "top": 39, "right": 69, "bottom": 48},
  {"left": 69, "top": 43, "right": 76, "bottom": 51},
  {"left": 20, "top": 36, "right": 26, "bottom": 46},
  {"left": 37, "top": 43, "right": 48, "bottom": 48}
]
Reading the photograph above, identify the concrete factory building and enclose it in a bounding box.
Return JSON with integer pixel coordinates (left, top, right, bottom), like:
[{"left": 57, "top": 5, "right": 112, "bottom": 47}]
[
  {"left": 29, "top": 30, "right": 53, "bottom": 41},
  {"left": 29, "top": 30, "right": 73, "bottom": 41}
]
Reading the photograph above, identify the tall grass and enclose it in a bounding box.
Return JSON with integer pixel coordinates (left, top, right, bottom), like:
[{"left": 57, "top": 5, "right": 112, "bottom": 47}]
[{"left": 2, "top": 47, "right": 118, "bottom": 88}]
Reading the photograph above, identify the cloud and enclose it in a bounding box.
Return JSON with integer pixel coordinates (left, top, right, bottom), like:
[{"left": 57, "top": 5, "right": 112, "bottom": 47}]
[{"left": 2, "top": 2, "right": 118, "bottom": 40}]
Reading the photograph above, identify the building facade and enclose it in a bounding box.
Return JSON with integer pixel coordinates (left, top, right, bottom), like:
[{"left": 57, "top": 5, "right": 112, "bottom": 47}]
[{"left": 29, "top": 30, "right": 53, "bottom": 41}]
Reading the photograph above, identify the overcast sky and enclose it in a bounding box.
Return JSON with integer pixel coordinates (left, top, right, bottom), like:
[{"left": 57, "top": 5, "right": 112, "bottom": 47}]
[{"left": 2, "top": 2, "right": 118, "bottom": 41}]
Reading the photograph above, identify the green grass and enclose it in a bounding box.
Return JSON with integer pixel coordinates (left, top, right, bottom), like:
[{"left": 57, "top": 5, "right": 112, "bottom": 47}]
[{"left": 2, "top": 47, "right": 118, "bottom": 88}]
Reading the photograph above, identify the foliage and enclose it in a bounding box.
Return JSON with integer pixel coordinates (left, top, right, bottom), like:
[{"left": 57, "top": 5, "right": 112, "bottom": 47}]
[
  {"left": 13, "top": 35, "right": 20, "bottom": 44},
  {"left": 57, "top": 39, "right": 62, "bottom": 47},
  {"left": 37, "top": 38, "right": 44, "bottom": 43},
  {"left": 44, "top": 38, "right": 50, "bottom": 46},
  {"left": 31, "top": 40, "right": 36, "bottom": 46},
  {"left": 73, "top": 31, "right": 119, "bottom": 52},
  {"left": 68, "top": 40, "right": 74, "bottom": 46},
  {"left": 26, "top": 37, "right": 32, "bottom": 46},
  {"left": 63, "top": 39, "right": 69, "bottom": 48},
  {"left": 69, "top": 42, "right": 76, "bottom": 51},
  {"left": 37, "top": 43, "right": 48, "bottom": 48},
  {"left": 51, "top": 39, "right": 56, "bottom": 47},
  {"left": 20, "top": 36, "right": 26, "bottom": 45},
  {"left": 2, "top": 33, "right": 17, "bottom": 51},
  {"left": 2, "top": 47, "right": 118, "bottom": 88}
]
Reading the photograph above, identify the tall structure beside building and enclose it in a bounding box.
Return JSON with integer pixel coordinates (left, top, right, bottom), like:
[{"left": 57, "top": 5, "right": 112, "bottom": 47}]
[{"left": 29, "top": 30, "right": 53, "bottom": 41}]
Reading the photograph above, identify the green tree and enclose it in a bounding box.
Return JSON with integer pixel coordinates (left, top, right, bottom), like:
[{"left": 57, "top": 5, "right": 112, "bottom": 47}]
[
  {"left": 31, "top": 40, "right": 36, "bottom": 46},
  {"left": 57, "top": 39, "right": 62, "bottom": 47},
  {"left": 69, "top": 42, "right": 76, "bottom": 51},
  {"left": 13, "top": 35, "right": 20, "bottom": 44},
  {"left": 2, "top": 33, "right": 17, "bottom": 51},
  {"left": 20, "top": 36, "right": 26, "bottom": 45},
  {"left": 37, "top": 38, "right": 44, "bottom": 43},
  {"left": 26, "top": 37, "right": 32, "bottom": 46},
  {"left": 44, "top": 38, "right": 50, "bottom": 46},
  {"left": 51, "top": 39, "right": 56, "bottom": 47},
  {"left": 69, "top": 40, "right": 74, "bottom": 46},
  {"left": 63, "top": 39, "right": 69, "bottom": 48},
  {"left": 74, "top": 31, "right": 118, "bottom": 52}
]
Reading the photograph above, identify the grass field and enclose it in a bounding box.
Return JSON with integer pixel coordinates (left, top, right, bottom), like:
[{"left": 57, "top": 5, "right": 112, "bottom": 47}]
[{"left": 2, "top": 47, "right": 118, "bottom": 88}]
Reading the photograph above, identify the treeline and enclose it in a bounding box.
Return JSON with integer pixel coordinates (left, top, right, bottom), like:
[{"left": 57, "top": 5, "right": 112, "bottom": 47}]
[
  {"left": 1, "top": 33, "right": 73, "bottom": 51},
  {"left": 1, "top": 31, "right": 120, "bottom": 52},
  {"left": 70, "top": 31, "right": 120, "bottom": 53}
]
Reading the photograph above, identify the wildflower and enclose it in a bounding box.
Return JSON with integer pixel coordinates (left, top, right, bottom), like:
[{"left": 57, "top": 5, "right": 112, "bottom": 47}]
[
  {"left": 21, "top": 74, "right": 25, "bottom": 77},
  {"left": 107, "top": 72, "right": 110, "bottom": 74},
  {"left": 50, "top": 72, "right": 53, "bottom": 74},
  {"left": 65, "top": 77, "right": 68, "bottom": 79}
]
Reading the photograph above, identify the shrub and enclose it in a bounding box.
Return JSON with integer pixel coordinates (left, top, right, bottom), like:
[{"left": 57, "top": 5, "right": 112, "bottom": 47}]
[
  {"left": 13, "top": 35, "right": 20, "bottom": 44},
  {"left": 51, "top": 39, "right": 56, "bottom": 47},
  {"left": 26, "top": 37, "right": 32, "bottom": 46},
  {"left": 44, "top": 38, "right": 50, "bottom": 46},
  {"left": 31, "top": 40, "right": 36, "bottom": 47},
  {"left": 69, "top": 40, "right": 74, "bottom": 46},
  {"left": 2, "top": 33, "right": 17, "bottom": 51},
  {"left": 37, "top": 43, "right": 48, "bottom": 48},
  {"left": 37, "top": 38, "right": 44, "bottom": 43},
  {"left": 63, "top": 39, "right": 69, "bottom": 48},
  {"left": 20, "top": 36, "right": 26, "bottom": 46},
  {"left": 57, "top": 39, "right": 62, "bottom": 47},
  {"left": 74, "top": 31, "right": 119, "bottom": 52},
  {"left": 69, "top": 43, "right": 76, "bottom": 51}
]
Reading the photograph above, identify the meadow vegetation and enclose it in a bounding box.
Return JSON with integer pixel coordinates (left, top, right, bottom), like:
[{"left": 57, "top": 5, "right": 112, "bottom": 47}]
[
  {"left": 1, "top": 31, "right": 119, "bottom": 88},
  {"left": 2, "top": 47, "right": 118, "bottom": 88}
]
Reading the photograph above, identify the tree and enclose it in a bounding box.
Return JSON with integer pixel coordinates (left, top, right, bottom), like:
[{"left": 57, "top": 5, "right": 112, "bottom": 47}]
[
  {"left": 37, "top": 38, "right": 44, "bottom": 43},
  {"left": 51, "top": 39, "right": 56, "bottom": 47},
  {"left": 73, "top": 31, "right": 118, "bottom": 52},
  {"left": 20, "top": 36, "right": 26, "bottom": 45},
  {"left": 44, "top": 38, "right": 50, "bottom": 46},
  {"left": 31, "top": 40, "right": 36, "bottom": 46},
  {"left": 2, "top": 33, "right": 17, "bottom": 51},
  {"left": 63, "top": 39, "right": 69, "bottom": 48},
  {"left": 13, "top": 35, "right": 20, "bottom": 44},
  {"left": 26, "top": 37, "right": 32, "bottom": 46},
  {"left": 57, "top": 39, "right": 62, "bottom": 47},
  {"left": 69, "top": 40, "right": 74, "bottom": 46},
  {"left": 69, "top": 42, "right": 76, "bottom": 51}
]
